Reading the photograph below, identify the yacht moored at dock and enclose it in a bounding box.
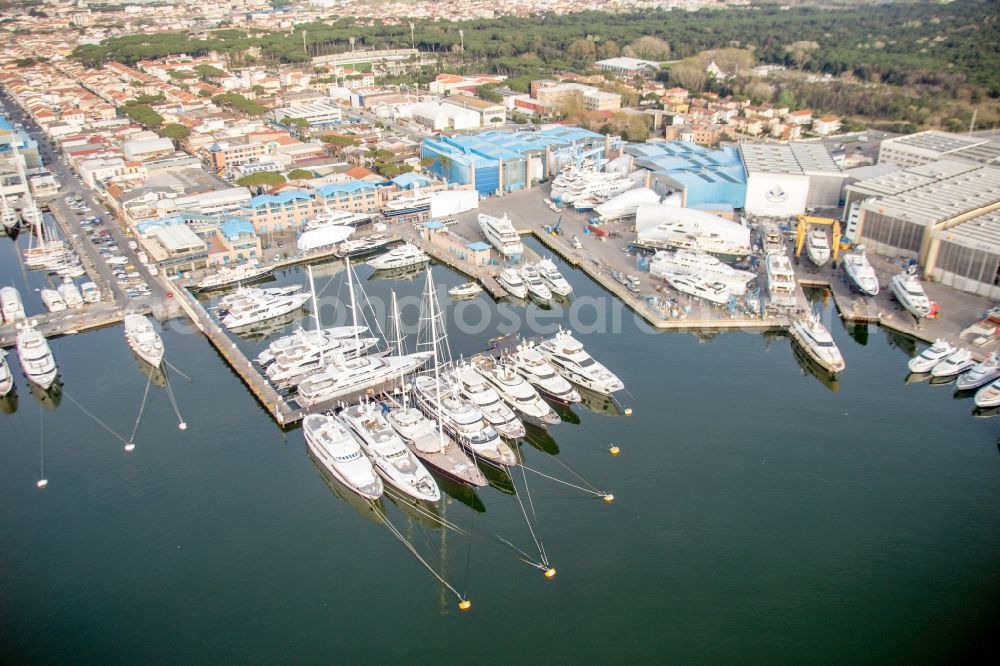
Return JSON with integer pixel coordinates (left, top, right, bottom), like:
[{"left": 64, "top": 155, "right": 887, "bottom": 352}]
[
  {"left": 448, "top": 282, "right": 482, "bottom": 299},
  {"left": 367, "top": 243, "right": 430, "bottom": 271},
  {"left": 506, "top": 342, "right": 581, "bottom": 404},
  {"left": 448, "top": 361, "right": 526, "bottom": 439},
  {"left": 0, "top": 349, "right": 13, "bottom": 396},
  {"left": 538, "top": 329, "right": 624, "bottom": 395},
  {"left": 40, "top": 288, "right": 66, "bottom": 313},
  {"left": 535, "top": 258, "right": 573, "bottom": 297},
  {"left": 930, "top": 348, "right": 975, "bottom": 378},
  {"left": 497, "top": 268, "right": 528, "bottom": 299},
  {"left": 0, "top": 286, "right": 26, "bottom": 323},
  {"left": 338, "top": 402, "right": 440, "bottom": 502},
  {"left": 192, "top": 262, "right": 274, "bottom": 292},
  {"left": 471, "top": 355, "right": 560, "bottom": 426},
  {"left": 957, "top": 355, "right": 1000, "bottom": 391},
  {"left": 907, "top": 340, "right": 956, "bottom": 374},
  {"left": 219, "top": 288, "right": 310, "bottom": 330},
  {"left": 788, "top": 315, "right": 845, "bottom": 375},
  {"left": 123, "top": 314, "right": 164, "bottom": 368},
  {"left": 518, "top": 264, "right": 552, "bottom": 303},
  {"left": 303, "top": 413, "right": 383, "bottom": 500},
  {"left": 256, "top": 326, "right": 368, "bottom": 366},
  {"left": 385, "top": 400, "right": 487, "bottom": 488},
  {"left": 16, "top": 324, "right": 58, "bottom": 390}
]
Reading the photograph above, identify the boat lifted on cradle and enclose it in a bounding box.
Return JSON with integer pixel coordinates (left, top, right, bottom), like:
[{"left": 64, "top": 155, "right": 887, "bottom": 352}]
[
  {"left": 890, "top": 271, "right": 932, "bottom": 319},
  {"left": 843, "top": 252, "right": 880, "bottom": 297}
]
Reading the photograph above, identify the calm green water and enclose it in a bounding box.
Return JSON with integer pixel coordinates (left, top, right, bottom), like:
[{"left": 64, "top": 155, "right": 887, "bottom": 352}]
[{"left": 2, "top": 236, "right": 999, "bottom": 663}]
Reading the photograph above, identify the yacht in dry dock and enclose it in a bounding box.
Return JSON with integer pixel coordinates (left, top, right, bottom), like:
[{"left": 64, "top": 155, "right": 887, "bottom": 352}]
[
  {"left": 16, "top": 324, "right": 58, "bottom": 390},
  {"left": 649, "top": 250, "right": 755, "bottom": 296},
  {"left": 123, "top": 314, "right": 164, "bottom": 367},
  {"left": 843, "top": 252, "right": 880, "bottom": 296},
  {"left": 448, "top": 361, "right": 525, "bottom": 439},
  {"left": 956, "top": 355, "right": 1000, "bottom": 391},
  {"left": 471, "top": 355, "right": 560, "bottom": 426},
  {"left": 765, "top": 252, "right": 797, "bottom": 306},
  {"left": 890, "top": 272, "right": 931, "bottom": 318},
  {"left": 806, "top": 229, "right": 831, "bottom": 267},
  {"left": 303, "top": 413, "right": 383, "bottom": 500},
  {"left": 662, "top": 272, "right": 731, "bottom": 305},
  {"left": 506, "top": 341, "right": 581, "bottom": 404},
  {"left": 338, "top": 402, "right": 440, "bottom": 502},
  {"left": 538, "top": 329, "right": 624, "bottom": 395},
  {"left": 789, "top": 315, "right": 845, "bottom": 375},
  {"left": 907, "top": 340, "right": 956, "bottom": 374},
  {"left": 479, "top": 213, "right": 524, "bottom": 259}
]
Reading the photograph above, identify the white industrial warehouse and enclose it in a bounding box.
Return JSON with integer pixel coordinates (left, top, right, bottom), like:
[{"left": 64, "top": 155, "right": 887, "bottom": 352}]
[{"left": 740, "top": 143, "right": 845, "bottom": 217}]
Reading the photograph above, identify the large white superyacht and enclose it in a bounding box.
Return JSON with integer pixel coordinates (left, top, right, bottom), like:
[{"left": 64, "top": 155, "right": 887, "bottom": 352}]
[
  {"left": 338, "top": 402, "right": 440, "bottom": 502},
  {"left": 649, "top": 250, "right": 755, "bottom": 296},
  {"left": 219, "top": 288, "right": 310, "bottom": 330},
  {"left": 535, "top": 258, "right": 573, "bottom": 297},
  {"left": 478, "top": 213, "right": 524, "bottom": 259},
  {"left": 0, "top": 286, "right": 26, "bottom": 323},
  {"left": 257, "top": 325, "right": 369, "bottom": 366},
  {"left": 843, "top": 252, "right": 880, "bottom": 297},
  {"left": 765, "top": 252, "right": 797, "bottom": 306},
  {"left": 193, "top": 262, "right": 274, "bottom": 292},
  {"left": 890, "top": 272, "right": 931, "bottom": 318},
  {"left": 789, "top": 315, "right": 845, "bottom": 375},
  {"left": 448, "top": 361, "right": 525, "bottom": 439},
  {"left": 661, "top": 272, "right": 732, "bottom": 305},
  {"left": 16, "top": 324, "right": 58, "bottom": 390},
  {"left": 471, "top": 355, "right": 560, "bottom": 426},
  {"left": 303, "top": 413, "right": 383, "bottom": 500},
  {"left": 538, "top": 328, "right": 624, "bottom": 395},
  {"left": 0, "top": 349, "right": 13, "bottom": 396},
  {"left": 123, "top": 314, "right": 165, "bottom": 367},
  {"left": 506, "top": 341, "right": 581, "bottom": 404}
]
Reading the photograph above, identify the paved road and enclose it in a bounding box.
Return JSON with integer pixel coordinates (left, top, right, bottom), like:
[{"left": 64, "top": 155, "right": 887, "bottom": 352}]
[{"left": 0, "top": 88, "right": 163, "bottom": 310}]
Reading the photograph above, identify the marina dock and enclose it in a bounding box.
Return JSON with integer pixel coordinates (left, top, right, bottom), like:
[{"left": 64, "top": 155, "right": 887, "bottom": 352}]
[{"left": 0, "top": 302, "right": 138, "bottom": 348}]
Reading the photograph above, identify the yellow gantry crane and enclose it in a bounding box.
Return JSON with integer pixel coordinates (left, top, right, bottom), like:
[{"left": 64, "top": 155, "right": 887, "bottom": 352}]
[{"left": 795, "top": 215, "right": 842, "bottom": 262}]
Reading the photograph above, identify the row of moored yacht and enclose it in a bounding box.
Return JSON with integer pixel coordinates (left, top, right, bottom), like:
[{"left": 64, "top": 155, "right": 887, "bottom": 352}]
[
  {"left": 907, "top": 340, "right": 1000, "bottom": 407},
  {"left": 496, "top": 259, "right": 573, "bottom": 303}
]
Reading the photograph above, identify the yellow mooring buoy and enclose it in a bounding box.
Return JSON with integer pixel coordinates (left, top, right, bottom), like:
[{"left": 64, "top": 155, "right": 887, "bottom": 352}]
[
  {"left": 544, "top": 567, "right": 557, "bottom": 579},
  {"left": 608, "top": 444, "right": 621, "bottom": 456},
  {"left": 624, "top": 407, "right": 633, "bottom": 416},
  {"left": 603, "top": 494, "right": 615, "bottom": 504},
  {"left": 458, "top": 599, "right": 472, "bottom": 612}
]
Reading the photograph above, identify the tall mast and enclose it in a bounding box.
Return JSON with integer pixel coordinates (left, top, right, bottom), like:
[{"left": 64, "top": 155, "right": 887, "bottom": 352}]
[
  {"left": 345, "top": 256, "right": 360, "bottom": 351},
  {"left": 307, "top": 264, "right": 322, "bottom": 365},
  {"left": 425, "top": 268, "right": 446, "bottom": 452},
  {"left": 390, "top": 290, "right": 407, "bottom": 406}
]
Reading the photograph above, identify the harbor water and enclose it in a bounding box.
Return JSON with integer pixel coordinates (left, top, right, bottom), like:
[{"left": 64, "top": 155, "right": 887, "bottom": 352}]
[{"left": 2, "top": 236, "right": 999, "bottom": 662}]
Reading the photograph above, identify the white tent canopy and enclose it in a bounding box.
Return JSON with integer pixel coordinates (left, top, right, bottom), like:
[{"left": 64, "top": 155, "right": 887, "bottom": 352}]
[{"left": 297, "top": 224, "right": 353, "bottom": 252}]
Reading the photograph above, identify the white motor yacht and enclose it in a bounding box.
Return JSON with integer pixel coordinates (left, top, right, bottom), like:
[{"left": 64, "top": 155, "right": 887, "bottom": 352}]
[
  {"left": 497, "top": 268, "right": 528, "bottom": 299},
  {"left": 448, "top": 361, "right": 525, "bottom": 438},
  {"left": 0, "top": 286, "right": 26, "bottom": 323},
  {"left": 123, "top": 314, "right": 164, "bottom": 367},
  {"left": 506, "top": 341, "right": 581, "bottom": 404},
  {"left": 16, "top": 324, "right": 58, "bottom": 390},
  {"left": 930, "top": 348, "right": 975, "bottom": 378},
  {"left": 295, "top": 352, "right": 432, "bottom": 407},
  {"left": 519, "top": 264, "right": 552, "bottom": 303},
  {"left": 649, "top": 250, "right": 754, "bottom": 296},
  {"left": 478, "top": 213, "right": 524, "bottom": 259},
  {"left": 0, "top": 349, "right": 13, "bottom": 396},
  {"left": 957, "top": 355, "right": 1000, "bottom": 391},
  {"left": 80, "top": 282, "right": 101, "bottom": 304},
  {"left": 256, "top": 326, "right": 368, "bottom": 366},
  {"left": 385, "top": 401, "right": 487, "bottom": 487},
  {"left": 471, "top": 355, "right": 560, "bottom": 426},
  {"left": 789, "top": 316, "right": 845, "bottom": 375},
  {"left": 806, "top": 229, "right": 831, "bottom": 267},
  {"left": 535, "top": 258, "right": 572, "bottom": 296},
  {"left": 975, "top": 378, "right": 1000, "bottom": 408},
  {"left": 412, "top": 375, "right": 517, "bottom": 467},
  {"left": 338, "top": 402, "right": 440, "bottom": 502},
  {"left": 890, "top": 272, "right": 931, "bottom": 318},
  {"left": 1, "top": 206, "right": 18, "bottom": 234},
  {"left": 303, "top": 413, "right": 383, "bottom": 500},
  {"left": 663, "top": 272, "right": 731, "bottom": 305},
  {"left": 306, "top": 209, "right": 377, "bottom": 230},
  {"left": 765, "top": 252, "right": 797, "bottom": 305},
  {"left": 448, "top": 282, "right": 482, "bottom": 298},
  {"left": 40, "top": 288, "right": 66, "bottom": 313},
  {"left": 265, "top": 336, "right": 380, "bottom": 386},
  {"left": 538, "top": 328, "right": 624, "bottom": 395},
  {"left": 218, "top": 285, "right": 303, "bottom": 312},
  {"left": 220, "top": 289, "right": 310, "bottom": 330},
  {"left": 907, "top": 340, "right": 956, "bottom": 374},
  {"left": 336, "top": 235, "right": 395, "bottom": 259},
  {"left": 193, "top": 263, "right": 274, "bottom": 292},
  {"left": 368, "top": 243, "right": 430, "bottom": 271},
  {"left": 843, "top": 253, "right": 879, "bottom": 296},
  {"left": 57, "top": 282, "right": 84, "bottom": 309}
]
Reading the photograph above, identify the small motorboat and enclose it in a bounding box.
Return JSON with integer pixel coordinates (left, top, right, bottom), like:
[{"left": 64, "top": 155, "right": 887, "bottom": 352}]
[
  {"left": 448, "top": 282, "right": 482, "bottom": 299},
  {"left": 956, "top": 355, "right": 1000, "bottom": 391},
  {"left": 930, "top": 348, "right": 975, "bottom": 378},
  {"left": 907, "top": 340, "right": 956, "bottom": 374},
  {"left": 975, "top": 378, "right": 1000, "bottom": 408}
]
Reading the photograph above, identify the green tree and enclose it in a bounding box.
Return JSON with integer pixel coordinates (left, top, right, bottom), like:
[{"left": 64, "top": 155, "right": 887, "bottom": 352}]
[
  {"left": 157, "top": 123, "right": 190, "bottom": 141},
  {"left": 236, "top": 172, "right": 285, "bottom": 188},
  {"left": 286, "top": 168, "right": 315, "bottom": 181}
]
